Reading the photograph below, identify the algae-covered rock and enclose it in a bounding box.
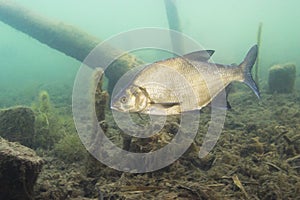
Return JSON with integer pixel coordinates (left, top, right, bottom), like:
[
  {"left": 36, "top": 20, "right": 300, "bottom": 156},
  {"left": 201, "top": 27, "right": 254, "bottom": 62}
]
[
  {"left": 268, "top": 63, "right": 296, "bottom": 93},
  {"left": 0, "top": 137, "right": 44, "bottom": 200},
  {"left": 0, "top": 106, "right": 35, "bottom": 147}
]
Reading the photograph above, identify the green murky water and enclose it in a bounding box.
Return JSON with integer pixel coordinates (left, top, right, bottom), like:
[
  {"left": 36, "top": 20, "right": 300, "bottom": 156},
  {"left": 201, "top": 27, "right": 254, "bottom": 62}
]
[{"left": 0, "top": 0, "right": 299, "bottom": 106}]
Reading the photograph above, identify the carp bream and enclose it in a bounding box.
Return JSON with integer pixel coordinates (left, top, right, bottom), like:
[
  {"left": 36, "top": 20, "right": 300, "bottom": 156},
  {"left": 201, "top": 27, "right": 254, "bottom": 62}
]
[{"left": 111, "top": 45, "right": 260, "bottom": 115}]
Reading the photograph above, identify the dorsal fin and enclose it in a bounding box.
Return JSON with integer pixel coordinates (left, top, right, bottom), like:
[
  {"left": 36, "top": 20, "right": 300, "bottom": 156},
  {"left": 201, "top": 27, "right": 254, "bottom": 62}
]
[{"left": 183, "top": 50, "right": 215, "bottom": 62}]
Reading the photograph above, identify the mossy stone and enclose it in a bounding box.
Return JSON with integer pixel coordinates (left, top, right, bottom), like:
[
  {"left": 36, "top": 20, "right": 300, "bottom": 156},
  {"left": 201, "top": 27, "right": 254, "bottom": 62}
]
[
  {"left": 0, "top": 137, "right": 44, "bottom": 200},
  {"left": 0, "top": 106, "right": 35, "bottom": 147},
  {"left": 268, "top": 63, "right": 296, "bottom": 93}
]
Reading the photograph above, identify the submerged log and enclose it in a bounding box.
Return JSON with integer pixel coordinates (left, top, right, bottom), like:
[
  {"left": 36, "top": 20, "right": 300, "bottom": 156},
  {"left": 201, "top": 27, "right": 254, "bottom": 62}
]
[
  {"left": 0, "top": 0, "right": 98, "bottom": 63},
  {"left": 0, "top": 0, "right": 142, "bottom": 93},
  {"left": 0, "top": 137, "right": 44, "bottom": 200},
  {"left": 0, "top": 106, "right": 35, "bottom": 147}
]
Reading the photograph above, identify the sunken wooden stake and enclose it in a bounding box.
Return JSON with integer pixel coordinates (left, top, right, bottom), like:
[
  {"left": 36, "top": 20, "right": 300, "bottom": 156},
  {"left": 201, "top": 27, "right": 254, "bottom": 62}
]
[
  {"left": 254, "top": 22, "right": 263, "bottom": 87},
  {"left": 0, "top": 0, "right": 142, "bottom": 93},
  {"left": 164, "top": 0, "right": 184, "bottom": 54}
]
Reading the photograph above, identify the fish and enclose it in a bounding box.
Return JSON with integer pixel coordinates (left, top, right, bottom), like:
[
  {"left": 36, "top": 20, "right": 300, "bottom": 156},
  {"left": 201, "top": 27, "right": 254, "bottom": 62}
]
[{"left": 111, "top": 45, "right": 260, "bottom": 115}]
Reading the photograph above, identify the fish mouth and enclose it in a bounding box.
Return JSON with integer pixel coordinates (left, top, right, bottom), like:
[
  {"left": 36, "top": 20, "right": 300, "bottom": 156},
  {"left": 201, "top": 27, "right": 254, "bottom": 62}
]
[
  {"left": 110, "top": 102, "right": 124, "bottom": 112},
  {"left": 110, "top": 96, "right": 119, "bottom": 110},
  {"left": 110, "top": 104, "right": 119, "bottom": 111}
]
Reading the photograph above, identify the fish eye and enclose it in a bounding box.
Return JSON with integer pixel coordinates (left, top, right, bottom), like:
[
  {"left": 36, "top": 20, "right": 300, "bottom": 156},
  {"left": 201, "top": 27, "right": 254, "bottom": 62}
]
[{"left": 120, "top": 96, "right": 127, "bottom": 104}]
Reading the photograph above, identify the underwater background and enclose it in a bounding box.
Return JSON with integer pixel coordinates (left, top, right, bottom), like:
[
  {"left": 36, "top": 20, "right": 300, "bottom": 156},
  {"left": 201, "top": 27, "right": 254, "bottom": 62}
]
[{"left": 0, "top": 0, "right": 300, "bottom": 199}]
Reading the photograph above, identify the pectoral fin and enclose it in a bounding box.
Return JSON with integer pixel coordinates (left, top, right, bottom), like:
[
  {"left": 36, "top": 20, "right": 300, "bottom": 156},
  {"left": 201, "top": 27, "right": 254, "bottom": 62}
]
[
  {"left": 148, "top": 102, "right": 181, "bottom": 115},
  {"left": 151, "top": 102, "right": 181, "bottom": 108}
]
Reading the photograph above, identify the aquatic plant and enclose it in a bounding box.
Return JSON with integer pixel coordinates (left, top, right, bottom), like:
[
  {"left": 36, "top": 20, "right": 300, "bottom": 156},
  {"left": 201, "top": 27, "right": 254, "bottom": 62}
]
[
  {"left": 32, "top": 90, "right": 63, "bottom": 149},
  {"left": 53, "top": 134, "right": 88, "bottom": 162}
]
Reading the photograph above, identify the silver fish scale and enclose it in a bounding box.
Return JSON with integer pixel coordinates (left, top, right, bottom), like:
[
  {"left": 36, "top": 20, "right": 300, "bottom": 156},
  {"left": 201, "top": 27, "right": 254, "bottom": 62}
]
[{"left": 133, "top": 57, "right": 232, "bottom": 112}]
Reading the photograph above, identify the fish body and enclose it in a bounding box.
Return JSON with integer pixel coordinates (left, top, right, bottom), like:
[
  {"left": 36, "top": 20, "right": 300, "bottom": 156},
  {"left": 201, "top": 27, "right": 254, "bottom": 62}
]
[{"left": 111, "top": 45, "right": 260, "bottom": 115}]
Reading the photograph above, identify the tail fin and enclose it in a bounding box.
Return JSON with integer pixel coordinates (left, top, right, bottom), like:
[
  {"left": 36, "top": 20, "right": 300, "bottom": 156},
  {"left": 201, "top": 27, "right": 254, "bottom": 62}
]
[{"left": 239, "top": 45, "right": 260, "bottom": 99}]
